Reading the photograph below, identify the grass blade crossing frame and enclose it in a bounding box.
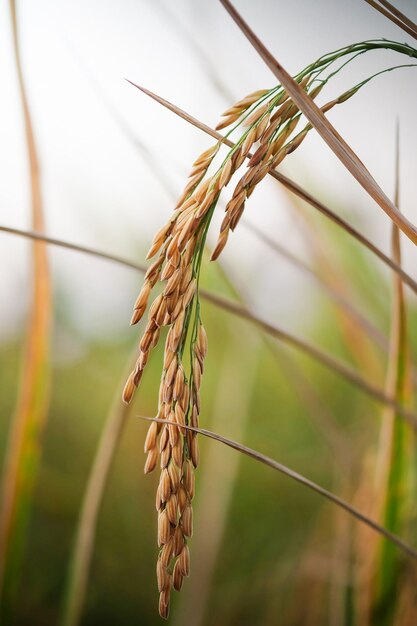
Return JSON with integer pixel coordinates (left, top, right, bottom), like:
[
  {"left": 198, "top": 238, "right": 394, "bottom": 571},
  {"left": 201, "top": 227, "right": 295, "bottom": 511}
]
[
  {"left": 139, "top": 417, "right": 417, "bottom": 562},
  {"left": 218, "top": 0, "right": 417, "bottom": 246},
  {"left": 366, "top": 129, "right": 414, "bottom": 624},
  {"left": 125, "top": 81, "right": 417, "bottom": 296},
  {"left": 1, "top": 225, "right": 417, "bottom": 428}
]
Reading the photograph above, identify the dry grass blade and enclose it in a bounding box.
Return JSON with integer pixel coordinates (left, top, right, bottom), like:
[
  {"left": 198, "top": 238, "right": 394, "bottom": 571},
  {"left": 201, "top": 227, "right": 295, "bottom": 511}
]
[
  {"left": 364, "top": 0, "right": 417, "bottom": 40},
  {"left": 274, "top": 172, "right": 417, "bottom": 295},
  {"left": 2, "top": 225, "right": 417, "bottom": 428},
  {"left": 139, "top": 417, "right": 417, "bottom": 562},
  {"left": 218, "top": 0, "right": 417, "bottom": 246},
  {"left": 242, "top": 219, "right": 386, "bottom": 351},
  {"left": 125, "top": 80, "right": 417, "bottom": 296},
  {"left": 0, "top": 221, "right": 395, "bottom": 360},
  {"left": 287, "top": 208, "right": 383, "bottom": 382},
  {"left": 363, "top": 127, "right": 414, "bottom": 622},
  {"left": 0, "top": 1, "right": 51, "bottom": 615},
  {"left": 376, "top": 0, "right": 417, "bottom": 31},
  {"left": 60, "top": 355, "right": 137, "bottom": 626},
  {"left": 0, "top": 224, "right": 147, "bottom": 273},
  {"left": 269, "top": 345, "right": 352, "bottom": 473},
  {"left": 202, "top": 291, "right": 417, "bottom": 429}
]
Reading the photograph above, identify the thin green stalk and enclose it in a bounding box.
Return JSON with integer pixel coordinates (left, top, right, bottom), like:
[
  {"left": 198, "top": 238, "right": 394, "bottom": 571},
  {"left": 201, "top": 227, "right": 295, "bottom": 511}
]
[{"left": 367, "top": 129, "right": 414, "bottom": 626}]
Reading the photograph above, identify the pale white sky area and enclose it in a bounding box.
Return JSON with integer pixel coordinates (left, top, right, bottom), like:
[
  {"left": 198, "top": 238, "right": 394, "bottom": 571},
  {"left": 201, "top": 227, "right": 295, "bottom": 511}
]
[{"left": 0, "top": 0, "right": 416, "bottom": 343}]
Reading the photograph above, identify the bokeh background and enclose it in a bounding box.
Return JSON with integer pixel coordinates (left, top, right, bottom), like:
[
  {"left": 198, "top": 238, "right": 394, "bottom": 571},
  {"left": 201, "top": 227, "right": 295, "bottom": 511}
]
[{"left": 0, "top": 0, "right": 417, "bottom": 624}]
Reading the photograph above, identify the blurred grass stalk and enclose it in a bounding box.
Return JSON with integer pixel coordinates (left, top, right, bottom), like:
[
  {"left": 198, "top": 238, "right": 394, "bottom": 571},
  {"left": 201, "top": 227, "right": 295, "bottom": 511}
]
[
  {"left": 357, "top": 134, "right": 415, "bottom": 625},
  {"left": 288, "top": 204, "right": 383, "bottom": 383},
  {"left": 0, "top": 0, "right": 52, "bottom": 619},
  {"left": 60, "top": 353, "right": 137, "bottom": 626}
]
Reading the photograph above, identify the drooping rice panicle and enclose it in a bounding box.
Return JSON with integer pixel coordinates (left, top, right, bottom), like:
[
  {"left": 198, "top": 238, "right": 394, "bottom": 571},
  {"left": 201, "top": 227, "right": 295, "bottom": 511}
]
[{"left": 124, "top": 38, "right": 417, "bottom": 618}]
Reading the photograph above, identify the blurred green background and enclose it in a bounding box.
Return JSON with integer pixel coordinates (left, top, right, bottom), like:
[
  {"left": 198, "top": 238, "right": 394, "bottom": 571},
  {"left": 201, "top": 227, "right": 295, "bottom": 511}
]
[
  {"left": 1, "top": 1, "right": 417, "bottom": 625},
  {"left": 1, "top": 233, "right": 415, "bottom": 625}
]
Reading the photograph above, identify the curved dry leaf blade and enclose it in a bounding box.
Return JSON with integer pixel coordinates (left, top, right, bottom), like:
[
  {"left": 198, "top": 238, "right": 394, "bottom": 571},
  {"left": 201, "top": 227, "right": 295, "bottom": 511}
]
[
  {"left": 286, "top": 204, "right": 383, "bottom": 380},
  {"left": 219, "top": 0, "right": 417, "bottom": 245},
  {"left": 0, "top": 224, "right": 147, "bottom": 273},
  {"left": 368, "top": 131, "right": 414, "bottom": 614},
  {"left": 2, "top": 225, "right": 417, "bottom": 428},
  {"left": 201, "top": 290, "right": 417, "bottom": 429},
  {"left": 125, "top": 80, "right": 417, "bottom": 296},
  {"left": 139, "top": 417, "right": 417, "bottom": 561},
  {"left": 242, "top": 219, "right": 387, "bottom": 354},
  {"left": 364, "top": 0, "right": 417, "bottom": 40}
]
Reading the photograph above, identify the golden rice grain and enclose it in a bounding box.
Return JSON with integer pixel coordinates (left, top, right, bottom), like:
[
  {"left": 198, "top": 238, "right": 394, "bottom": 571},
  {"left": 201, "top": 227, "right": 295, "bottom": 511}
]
[
  {"left": 168, "top": 458, "right": 180, "bottom": 492},
  {"left": 168, "top": 420, "right": 179, "bottom": 448},
  {"left": 158, "top": 510, "right": 171, "bottom": 546},
  {"left": 160, "top": 445, "right": 171, "bottom": 469},
  {"left": 158, "top": 591, "right": 170, "bottom": 620},
  {"left": 190, "top": 436, "right": 199, "bottom": 468},
  {"left": 160, "top": 468, "right": 171, "bottom": 502},
  {"left": 232, "top": 88, "right": 269, "bottom": 110},
  {"left": 173, "top": 561, "right": 184, "bottom": 591},
  {"left": 160, "top": 540, "right": 174, "bottom": 567},
  {"left": 210, "top": 230, "right": 229, "bottom": 261},
  {"left": 218, "top": 158, "right": 233, "bottom": 189},
  {"left": 122, "top": 371, "right": 136, "bottom": 404},
  {"left": 178, "top": 545, "right": 190, "bottom": 577},
  {"left": 155, "top": 485, "right": 162, "bottom": 511},
  {"left": 144, "top": 422, "right": 158, "bottom": 453},
  {"left": 177, "top": 484, "right": 188, "bottom": 514},
  {"left": 173, "top": 368, "right": 184, "bottom": 401},
  {"left": 144, "top": 447, "right": 158, "bottom": 475},
  {"left": 167, "top": 493, "right": 179, "bottom": 524},
  {"left": 181, "top": 505, "right": 193, "bottom": 538},
  {"left": 215, "top": 112, "right": 240, "bottom": 131},
  {"left": 243, "top": 101, "right": 269, "bottom": 127},
  {"left": 156, "top": 560, "right": 170, "bottom": 593},
  {"left": 182, "top": 278, "right": 197, "bottom": 308},
  {"left": 192, "top": 143, "right": 218, "bottom": 167},
  {"left": 172, "top": 438, "right": 183, "bottom": 467},
  {"left": 254, "top": 113, "right": 270, "bottom": 140},
  {"left": 173, "top": 526, "right": 184, "bottom": 557}
]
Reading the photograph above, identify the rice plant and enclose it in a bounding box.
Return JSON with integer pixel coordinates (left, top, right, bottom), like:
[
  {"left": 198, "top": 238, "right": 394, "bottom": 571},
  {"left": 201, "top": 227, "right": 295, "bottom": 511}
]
[{"left": 0, "top": 1, "right": 417, "bottom": 625}]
